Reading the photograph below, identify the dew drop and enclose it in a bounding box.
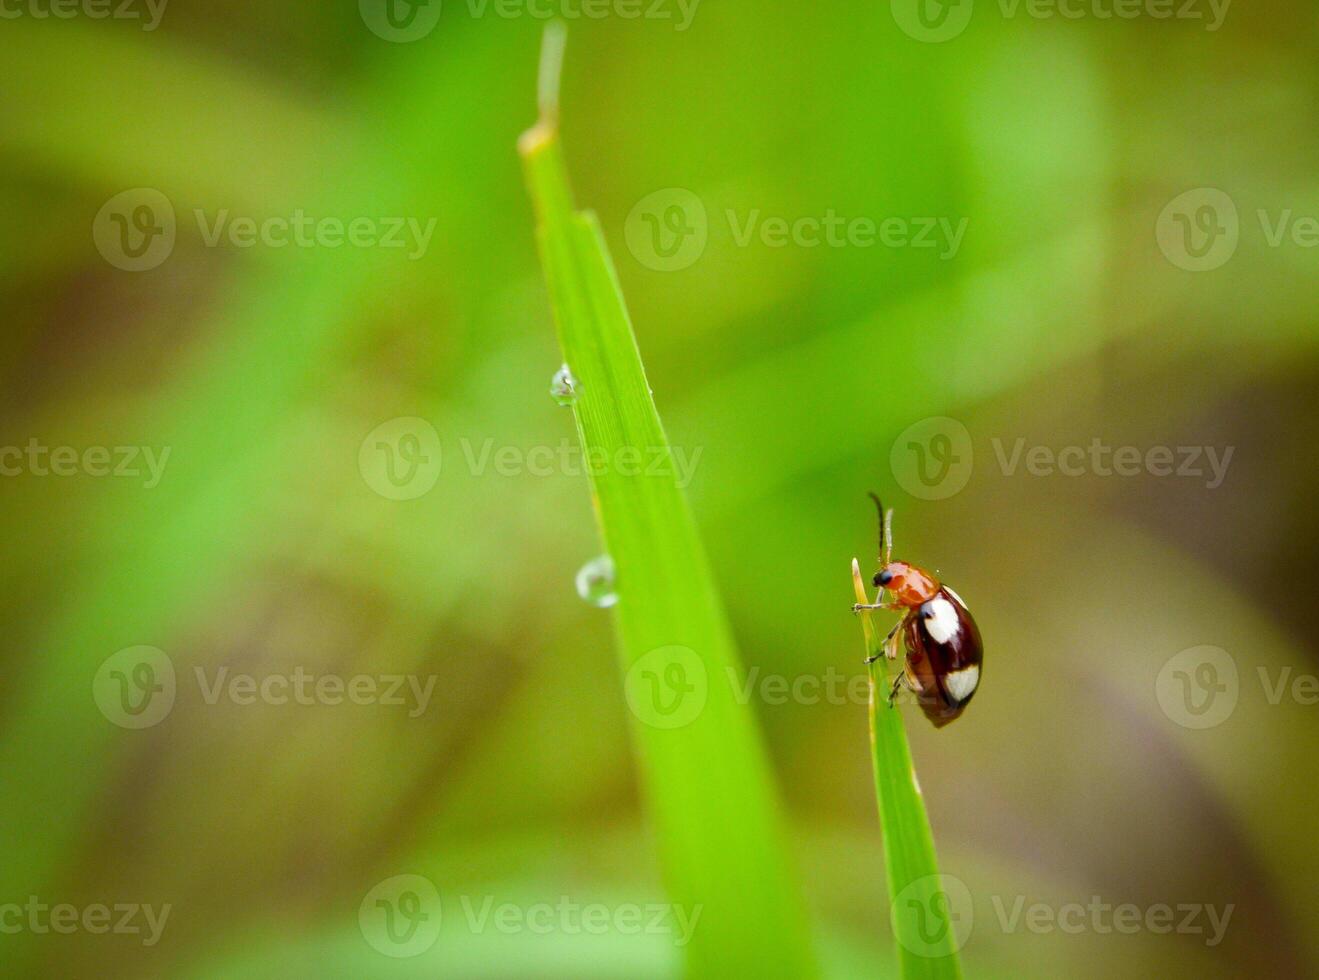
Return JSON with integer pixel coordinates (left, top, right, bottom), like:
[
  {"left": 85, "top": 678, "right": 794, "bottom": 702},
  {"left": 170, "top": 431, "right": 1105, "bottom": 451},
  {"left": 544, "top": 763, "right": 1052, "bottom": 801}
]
[
  {"left": 575, "top": 555, "right": 618, "bottom": 608},
  {"left": 550, "top": 363, "right": 580, "bottom": 406}
]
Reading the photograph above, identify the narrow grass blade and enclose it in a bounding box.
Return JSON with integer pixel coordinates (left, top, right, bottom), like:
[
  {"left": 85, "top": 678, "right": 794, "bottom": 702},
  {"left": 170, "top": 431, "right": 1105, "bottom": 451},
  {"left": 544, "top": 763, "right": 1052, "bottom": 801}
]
[
  {"left": 519, "top": 27, "right": 817, "bottom": 979},
  {"left": 851, "top": 560, "right": 964, "bottom": 979}
]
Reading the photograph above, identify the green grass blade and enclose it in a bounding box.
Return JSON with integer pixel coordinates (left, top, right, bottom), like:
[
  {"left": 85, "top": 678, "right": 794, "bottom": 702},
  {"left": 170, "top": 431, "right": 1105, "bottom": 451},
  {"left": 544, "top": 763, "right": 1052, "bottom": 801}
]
[
  {"left": 851, "top": 562, "right": 964, "bottom": 980},
  {"left": 519, "top": 29, "right": 817, "bottom": 980}
]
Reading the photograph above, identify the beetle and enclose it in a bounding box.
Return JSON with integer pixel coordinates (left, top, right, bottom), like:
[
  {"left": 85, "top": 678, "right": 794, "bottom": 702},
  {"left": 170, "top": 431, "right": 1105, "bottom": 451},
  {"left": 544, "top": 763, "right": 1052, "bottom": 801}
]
[{"left": 852, "top": 493, "right": 982, "bottom": 727}]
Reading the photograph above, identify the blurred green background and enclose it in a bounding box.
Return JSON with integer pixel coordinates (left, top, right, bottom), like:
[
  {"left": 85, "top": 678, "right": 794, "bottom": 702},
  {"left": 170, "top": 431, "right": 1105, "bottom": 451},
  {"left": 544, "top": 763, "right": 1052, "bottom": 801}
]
[{"left": 2, "top": 1, "right": 1317, "bottom": 977}]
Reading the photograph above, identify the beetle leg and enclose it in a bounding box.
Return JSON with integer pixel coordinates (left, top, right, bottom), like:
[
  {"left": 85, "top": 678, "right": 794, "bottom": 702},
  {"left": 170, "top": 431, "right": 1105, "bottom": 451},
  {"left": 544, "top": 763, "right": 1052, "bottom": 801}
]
[
  {"left": 851, "top": 601, "right": 904, "bottom": 614},
  {"left": 864, "top": 620, "right": 903, "bottom": 664},
  {"left": 883, "top": 620, "right": 903, "bottom": 661},
  {"left": 888, "top": 671, "right": 909, "bottom": 706}
]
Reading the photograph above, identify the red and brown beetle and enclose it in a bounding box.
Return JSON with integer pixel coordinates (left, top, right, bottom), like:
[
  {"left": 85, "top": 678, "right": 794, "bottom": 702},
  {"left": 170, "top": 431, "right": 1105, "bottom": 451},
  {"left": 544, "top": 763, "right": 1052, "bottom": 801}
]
[{"left": 852, "top": 494, "right": 982, "bottom": 727}]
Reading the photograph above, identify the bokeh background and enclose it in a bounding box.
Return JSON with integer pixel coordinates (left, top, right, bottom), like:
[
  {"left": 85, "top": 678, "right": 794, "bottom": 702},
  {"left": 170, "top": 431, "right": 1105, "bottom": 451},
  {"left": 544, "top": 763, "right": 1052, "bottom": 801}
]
[{"left": 2, "top": 1, "right": 1317, "bottom": 977}]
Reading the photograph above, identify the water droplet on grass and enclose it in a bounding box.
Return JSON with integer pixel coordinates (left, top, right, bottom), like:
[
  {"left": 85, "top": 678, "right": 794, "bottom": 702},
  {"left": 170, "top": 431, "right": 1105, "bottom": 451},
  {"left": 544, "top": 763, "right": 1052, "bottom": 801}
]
[
  {"left": 550, "top": 364, "right": 579, "bottom": 406},
  {"left": 575, "top": 555, "right": 617, "bottom": 607}
]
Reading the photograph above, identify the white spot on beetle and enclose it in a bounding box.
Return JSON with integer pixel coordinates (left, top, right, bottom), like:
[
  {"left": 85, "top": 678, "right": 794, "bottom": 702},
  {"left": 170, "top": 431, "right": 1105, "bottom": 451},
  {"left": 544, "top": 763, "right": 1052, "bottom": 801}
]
[
  {"left": 944, "top": 664, "right": 980, "bottom": 703},
  {"left": 922, "top": 597, "right": 960, "bottom": 644}
]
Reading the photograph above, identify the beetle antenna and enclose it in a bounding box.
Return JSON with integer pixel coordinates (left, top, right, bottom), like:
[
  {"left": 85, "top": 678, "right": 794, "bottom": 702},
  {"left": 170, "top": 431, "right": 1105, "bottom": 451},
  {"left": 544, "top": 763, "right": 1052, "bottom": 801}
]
[
  {"left": 867, "top": 492, "right": 882, "bottom": 560},
  {"left": 867, "top": 492, "right": 892, "bottom": 565},
  {"left": 885, "top": 505, "right": 893, "bottom": 565},
  {"left": 859, "top": 493, "right": 881, "bottom": 564}
]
